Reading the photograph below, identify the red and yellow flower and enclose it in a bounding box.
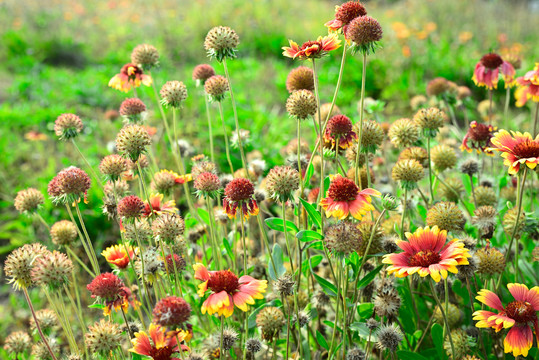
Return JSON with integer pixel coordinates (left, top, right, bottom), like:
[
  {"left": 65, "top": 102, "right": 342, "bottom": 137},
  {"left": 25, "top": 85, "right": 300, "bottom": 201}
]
[
  {"left": 282, "top": 34, "right": 341, "bottom": 60},
  {"left": 472, "top": 53, "right": 515, "bottom": 89},
  {"left": 130, "top": 323, "right": 189, "bottom": 360},
  {"left": 87, "top": 272, "right": 140, "bottom": 316},
  {"left": 382, "top": 226, "right": 470, "bottom": 282},
  {"left": 324, "top": 114, "right": 358, "bottom": 150},
  {"left": 473, "top": 283, "right": 539, "bottom": 357},
  {"left": 319, "top": 175, "right": 380, "bottom": 220},
  {"left": 488, "top": 130, "right": 539, "bottom": 175},
  {"left": 143, "top": 193, "right": 178, "bottom": 217},
  {"left": 102, "top": 244, "right": 137, "bottom": 270},
  {"left": 193, "top": 263, "right": 267, "bottom": 318},
  {"left": 109, "top": 63, "right": 152, "bottom": 93},
  {"left": 223, "top": 178, "right": 259, "bottom": 220},
  {"left": 515, "top": 63, "right": 539, "bottom": 107},
  {"left": 460, "top": 121, "right": 496, "bottom": 155},
  {"left": 324, "top": 1, "right": 367, "bottom": 35}
]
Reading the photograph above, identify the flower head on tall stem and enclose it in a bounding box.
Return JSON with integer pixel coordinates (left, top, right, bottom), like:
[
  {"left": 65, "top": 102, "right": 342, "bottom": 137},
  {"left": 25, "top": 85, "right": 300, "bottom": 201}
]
[
  {"left": 4, "top": 243, "right": 48, "bottom": 290},
  {"left": 193, "top": 64, "right": 216, "bottom": 87},
  {"left": 286, "top": 66, "right": 314, "bottom": 93},
  {"left": 282, "top": 33, "right": 341, "bottom": 60},
  {"left": 160, "top": 81, "right": 188, "bottom": 108},
  {"left": 325, "top": 1, "right": 367, "bottom": 34},
  {"left": 461, "top": 121, "right": 496, "bottom": 155},
  {"left": 152, "top": 296, "right": 191, "bottom": 329},
  {"left": 109, "top": 63, "right": 152, "bottom": 92},
  {"left": 324, "top": 114, "right": 358, "bottom": 150},
  {"left": 131, "top": 44, "right": 160, "bottom": 70},
  {"left": 472, "top": 53, "right": 515, "bottom": 89},
  {"left": 130, "top": 323, "right": 188, "bottom": 359},
  {"left": 204, "top": 26, "right": 240, "bottom": 62},
  {"left": 473, "top": 283, "right": 539, "bottom": 357},
  {"left": 54, "top": 113, "right": 83, "bottom": 140},
  {"left": 223, "top": 178, "right": 259, "bottom": 219},
  {"left": 204, "top": 75, "right": 229, "bottom": 102},
  {"left": 345, "top": 15, "right": 383, "bottom": 55},
  {"left": 193, "top": 263, "right": 267, "bottom": 317},
  {"left": 48, "top": 166, "right": 91, "bottom": 205},
  {"left": 87, "top": 272, "right": 139, "bottom": 316},
  {"left": 14, "top": 188, "right": 44, "bottom": 214},
  {"left": 320, "top": 174, "right": 380, "bottom": 220},
  {"left": 514, "top": 63, "right": 539, "bottom": 107},
  {"left": 487, "top": 129, "right": 539, "bottom": 174},
  {"left": 382, "top": 226, "right": 470, "bottom": 282},
  {"left": 143, "top": 193, "right": 178, "bottom": 217},
  {"left": 102, "top": 244, "right": 137, "bottom": 270}
]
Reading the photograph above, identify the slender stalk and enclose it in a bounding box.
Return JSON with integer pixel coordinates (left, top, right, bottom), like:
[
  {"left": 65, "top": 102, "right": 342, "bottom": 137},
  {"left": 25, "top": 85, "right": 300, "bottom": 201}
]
[
  {"left": 240, "top": 209, "right": 248, "bottom": 276},
  {"left": 311, "top": 59, "right": 324, "bottom": 233},
  {"left": 297, "top": 119, "right": 305, "bottom": 228},
  {"left": 504, "top": 87, "right": 511, "bottom": 122},
  {"left": 219, "top": 316, "right": 225, "bottom": 360},
  {"left": 488, "top": 89, "right": 493, "bottom": 121},
  {"left": 65, "top": 245, "right": 95, "bottom": 277},
  {"left": 23, "top": 288, "right": 59, "bottom": 360},
  {"left": 355, "top": 52, "right": 368, "bottom": 187},
  {"left": 204, "top": 94, "right": 216, "bottom": 163},
  {"left": 429, "top": 279, "right": 455, "bottom": 359},
  {"left": 533, "top": 102, "right": 539, "bottom": 137},
  {"left": 469, "top": 174, "right": 477, "bottom": 209},
  {"left": 217, "top": 101, "right": 235, "bottom": 174},
  {"left": 507, "top": 168, "right": 527, "bottom": 283},
  {"left": 328, "top": 257, "right": 341, "bottom": 356},
  {"left": 34, "top": 213, "right": 50, "bottom": 231},
  {"left": 133, "top": 220, "right": 153, "bottom": 313},
  {"left": 71, "top": 139, "right": 104, "bottom": 191},
  {"left": 400, "top": 188, "right": 408, "bottom": 239},
  {"left": 426, "top": 137, "right": 435, "bottom": 202},
  {"left": 256, "top": 214, "right": 278, "bottom": 276}
]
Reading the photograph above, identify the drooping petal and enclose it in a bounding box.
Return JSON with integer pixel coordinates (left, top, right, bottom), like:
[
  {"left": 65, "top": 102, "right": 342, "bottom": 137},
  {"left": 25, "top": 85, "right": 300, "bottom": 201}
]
[{"left": 503, "top": 325, "right": 534, "bottom": 357}]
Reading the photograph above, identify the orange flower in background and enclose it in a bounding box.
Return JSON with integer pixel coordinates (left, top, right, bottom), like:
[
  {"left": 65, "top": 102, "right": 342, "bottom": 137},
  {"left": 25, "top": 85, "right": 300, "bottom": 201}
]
[
  {"left": 193, "top": 263, "right": 267, "bottom": 318},
  {"left": 392, "top": 22, "right": 410, "bottom": 40},
  {"left": 472, "top": 53, "right": 515, "bottom": 89},
  {"left": 109, "top": 63, "right": 152, "bottom": 92},
  {"left": 382, "top": 226, "right": 470, "bottom": 282},
  {"left": 488, "top": 130, "right": 539, "bottom": 174},
  {"left": 320, "top": 175, "right": 380, "bottom": 220},
  {"left": 282, "top": 34, "right": 341, "bottom": 60},
  {"left": 458, "top": 31, "right": 473, "bottom": 43},
  {"left": 473, "top": 283, "right": 539, "bottom": 357},
  {"left": 143, "top": 193, "right": 178, "bottom": 217},
  {"left": 24, "top": 131, "right": 47, "bottom": 141},
  {"left": 130, "top": 323, "right": 188, "bottom": 359},
  {"left": 514, "top": 63, "right": 539, "bottom": 107},
  {"left": 102, "top": 244, "right": 137, "bottom": 269}
]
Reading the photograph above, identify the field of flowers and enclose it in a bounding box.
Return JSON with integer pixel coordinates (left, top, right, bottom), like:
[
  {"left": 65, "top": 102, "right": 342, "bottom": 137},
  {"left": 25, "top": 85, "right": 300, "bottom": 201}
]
[{"left": 1, "top": 0, "right": 539, "bottom": 359}]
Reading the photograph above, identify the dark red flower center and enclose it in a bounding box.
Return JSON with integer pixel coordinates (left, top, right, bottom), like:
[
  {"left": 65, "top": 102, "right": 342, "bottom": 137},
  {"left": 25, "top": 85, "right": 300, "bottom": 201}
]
[
  {"left": 505, "top": 301, "right": 537, "bottom": 324},
  {"left": 327, "top": 115, "right": 353, "bottom": 138},
  {"left": 408, "top": 250, "right": 442, "bottom": 267},
  {"left": 335, "top": 1, "right": 367, "bottom": 24},
  {"left": 469, "top": 122, "right": 494, "bottom": 141},
  {"left": 327, "top": 176, "right": 359, "bottom": 201},
  {"left": 207, "top": 270, "right": 240, "bottom": 294},
  {"left": 225, "top": 178, "right": 255, "bottom": 202},
  {"left": 300, "top": 41, "right": 321, "bottom": 52},
  {"left": 480, "top": 53, "right": 503, "bottom": 69},
  {"left": 148, "top": 346, "right": 176, "bottom": 360},
  {"left": 513, "top": 140, "right": 539, "bottom": 159},
  {"left": 122, "top": 63, "right": 144, "bottom": 78}
]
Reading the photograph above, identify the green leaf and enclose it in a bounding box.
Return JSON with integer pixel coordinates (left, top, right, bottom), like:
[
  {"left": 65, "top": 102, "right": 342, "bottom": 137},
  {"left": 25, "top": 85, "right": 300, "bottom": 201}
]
[
  {"left": 299, "top": 198, "right": 322, "bottom": 229},
  {"left": 396, "top": 351, "right": 428, "bottom": 360},
  {"left": 316, "top": 330, "right": 329, "bottom": 351},
  {"left": 268, "top": 243, "right": 286, "bottom": 280},
  {"left": 357, "top": 265, "right": 383, "bottom": 289},
  {"left": 131, "top": 353, "right": 143, "bottom": 360},
  {"left": 88, "top": 303, "right": 105, "bottom": 309},
  {"left": 304, "top": 240, "right": 324, "bottom": 250},
  {"left": 265, "top": 217, "right": 299, "bottom": 233},
  {"left": 296, "top": 229, "right": 324, "bottom": 242},
  {"left": 303, "top": 162, "right": 314, "bottom": 188},
  {"left": 431, "top": 323, "right": 445, "bottom": 360},
  {"left": 223, "top": 237, "right": 233, "bottom": 260},
  {"left": 312, "top": 271, "right": 337, "bottom": 297},
  {"left": 197, "top": 207, "right": 210, "bottom": 225},
  {"left": 301, "top": 254, "right": 322, "bottom": 275}
]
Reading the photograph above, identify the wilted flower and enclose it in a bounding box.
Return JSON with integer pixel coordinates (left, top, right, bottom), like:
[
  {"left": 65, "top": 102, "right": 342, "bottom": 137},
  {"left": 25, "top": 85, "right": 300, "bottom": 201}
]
[
  {"left": 14, "top": 187, "right": 44, "bottom": 214},
  {"left": 514, "top": 63, "right": 539, "bottom": 107},
  {"left": 131, "top": 44, "right": 159, "bottom": 70},
  {"left": 461, "top": 121, "right": 496, "bottom": 154},
  {"left": 488, "top": 129, "right": 539, "bottom": 175},
  {"left": 325, "top": 1, "right": 367, "bottom": 33},
  {"left": 223, "top": 178, "right": 259, "bottom": 219},
  {"left": 48, "top": 166, "right": 91, "bottom": 205},
  {"left": 54, "top": 113, "right": 83, "bottom": 140},
  {"left": 109, "top": 63, "right": 152, "bottom": 92},
  {"left": 324, "top": 114, "right": 358, "bottom": 150},
  {"left": 87, "top": 272, "right": 138, "bottom": 316},
  {"left": 282, "top": 33, "right": 341, "bottom": 60},
  {"left": 472, "top": 53, "right": 515, "bottom": 89},
  {"left": 286, "top": 66, "right": 314, "bottom": 93}
]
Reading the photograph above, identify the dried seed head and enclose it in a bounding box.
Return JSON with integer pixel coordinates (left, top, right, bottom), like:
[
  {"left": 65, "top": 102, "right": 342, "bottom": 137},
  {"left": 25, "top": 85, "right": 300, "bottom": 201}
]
[
  {"left": 31, "top": 250, "right": 73, "bottom": 289},
  {"left": 152, "top": 296, "right": 191, "bottom": 328},
  {"left": 376, "top": 323, "right": 403, "bottom": 352},
  {"left": 398, "top": 147, "right": 428, "bottom": 167},
  {"left": 392, "top": 159, "right": 424, "bottom": 189},
  {"left": 434, "top": 302, "right": 461, "bottom": 328},
  {"left": 119, "top": 98, "right": 147, "bottom": 122},
  {"left": 85, "top": 319, "right": 122, "bottom": 354},
  {"left": 388, "top": 118, "right": 420, "bottom": 148},
  {"left": 87, "top": 272, "right": 125, "bottom": 301},
  {"left": 286, "top": 90, "right": 317, "bottom": 120},
  {"left": 4, "top": 243, "right": 48, "bottom": 290},
  {"left": 294, "top": 311, "right": 310, "bottom": 328},
  {"left": 32, "top": 338, "right": 59, "bottom": 360},
  {"left": 324, "top": 221, "right": 362, "bottom": 255},
  {"left": 48, "top": 166, "right": 91, "bottom": 204},
  {"left": 475, "top": 246, "right": 506, "bottom": 275},
  {"left": 456, "top": 255, "right": 478, "bottom": 281},
  {"left": 346, "top": 16, "right": 383, "bottom": 48},
  {"left": 426, "top": 77, "right": 450, "bottom": 97},
  {"left": 245, "top": 338, "right": 262, "bottom": 353},
  {"left": 313, "top": 290, "right": 331, "bottom": 309},
  {"left": 256, "top": 307, "right": 285, "bottom": 341},
  {"left": 335, "top": 2, "right": 367, "bottom": 25},
  {"left": 194, "top": 171, "right": 221, "bottom": 197},
  {"left": 360, "top": 120, "right": 384, "bottom": 151},
  {"left": 123, "top": 219, "right": 152, "bottom": 243},
  {"left": 14, "top": 188, "right": 44, "bottom": 214},
  {"left": 426, "top": 201, "right": 465, "bottom": 232},
  {"left": 152, "top": 170, "right": 179, "bottom": 195},
  {"left": 413, "top": 107, "right": 445, "bottom": 136},
  {"left": 475, "top": 185, "right": 497, "bottom": 207},
  {"left": 444, "top": 329, "right": 474, "bottom": 360},
  {"left": 204, "top": 75, "right": 229, "bottom": 101},
  {"left": 265, "top": 166, "right": 300, "bottom": 202},
  {"left": 318, "top": 102, "right": 342, "bottom": 122},
  {"left": 357, "top": 221, "right": 385, "bottom": 255},
  {"left": 286, "top": 66, "right": 315, "bottom": 93},
  {"left": 204, "top": 26, "right": 240, "bottom": 61},
  {"left": 346, "top": 347, "right": 366, "bottom": 360},
  {"left": 152, "top": 213, "right": 185, "bottom": 243},
  {"left": 220, "top": 327, "right": 238, "bottom": 351},
  {"left": 131, "top": 44, "right": 159, "bottom": 70},
  {"left": 3, "top": 331, "right": 32, "bottom": 355},
  {"left": 472, "top": 206, "right": 497, "bottom": 239},
  {"left": 192, "top": 161, "right": 218, "bottom": 178},
  {"left": 431, "top": 144, "right": 457, "bottom": 171},
  {"left": 160, "top": 80, "right": 187, "bottom": 108},
  {"left": 366, "top": 318, "right": 380, "bottom": 331},
  {"left": 192, "top": 64, "right": 216, "bottom": 86},
  {"left": 29, "top": 309, "right": 59, "bottom": 333},
  {"left": 116, "top": 124, "right": 151, "bottom": 162},
  {"left": 117, "top": 195, "right": 145, "bottom": 220},
  {"left": 439, "top": 178, "right": 465, "bottom": 203},
  {"left": 54, "top": 113, "right": 83, "bottom": 140},
  {"left": 503, "top": 207, "right": 526, "bottom": 238},
  {"left": 162, "top": 253, "right": 186, "bottom": 273},
  {"left": 373, "top": 287, "right": 401, "bottom": 319},
  {"left": 275, "top": 274, "right": 295, "bottom": 296},
  {"left": 99, "top": 154, "right": 128, "bottom": 181},
  {"left": 460, "top": 159, "right": 480, "bottom": 176}
]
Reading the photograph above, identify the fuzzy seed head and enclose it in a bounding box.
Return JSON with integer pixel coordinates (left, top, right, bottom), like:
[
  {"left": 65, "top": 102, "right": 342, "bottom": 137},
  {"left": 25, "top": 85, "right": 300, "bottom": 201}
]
[
  {"left": 392, "top": 159, "right": 424, "bottom": 188},
  {"left": 426, "top": 201, "right": 465, "bottom": 232},
  {"left": 431, "top": 144, "right": 457, "bottom": 171},
  {"left": 265, "top": 166, "right": 300, "bottom": 202},
  {"left": 346, "top": 16, "right": 383, "bottom": 46},
  {"left": 85, "top": 320, "right": 122, "bottom": 354},
  {"left": 192, "top": 64, "right": 216, "bottom": 85},
  {"left": 366, "top": 318, "right": 380, "bottom": 331},
  {"left": 373, "top": 288, "right": 401, "bottom": 318},
  {"left": 152, "top": 213, "right": 185, "bottom": 243},
  {"left": 413, "top": 107, "right": 445, "bottom": 135},
  {"left": 131, "top": 44, "right": 159, "bottom": 69},
  {"left": 99, "top": 154, "right": 128, "bottom": 181},
  {"left": 445, "top": 329, "right": 474, "bottom": 360},
  {"left": 388, "top": 118, "right": 420, "bottom": 148},
  {"left": 29, "top": 309, "right": 59, "bottom": 333},
  {"left": 3, "top": 331, "right": 32, "bottom": 354},
  {"left": 14, "top": 188, "right": 44, "bottom": 214},
  {"left": 376, "top": 323, "right": 403, "bottom": 352},
  {"left": 204, "top": 75, "right": 229, "bottom": 101},
  {"left": 256, "top": 307, "right": 285, "bottom": 341},
  {"left": 54, "top": 113, "right": 83, "bottom": 140},
  {"left": 119, "top": 98, "right": 146, "bottom": 118},
  {"left": 475, "top": 185, "right": 497, "bottom": 207},
  {"left": 31, "top": 250, "right": 73, "bottom": 289},
  {"left": 152, "top": 170, "right": 179, "bottom": 195},
  {"left": 220, "top": 327, "right": 238, "bottom": 351},
  {"left": 286, "top": 66, "right": 315, "bottom": 93},
  {"left": 32, "top": 338, "right": 59, "bottom": 360},
  {"left": 346, "top": 347, "right": 366, "bottom": 360},
  {"left": 359, "top": 120, "right": 384, "bottom": 151},
  {"left": 357, "top": 221, "right": 385, "bottom": 255},
  {"left": 117, "top": 195, "right": 145, "bottom": 220},
  {"left": 434, "top": 302, "right": 461, "bottom": 328},
  {"left": 48, "top": 166, "right": 91, "bottom": 203},
  {"left": 116, "top": 124, "right": 151, "bottom": 162},
  {"left": 286, "top": 90, "right": 317, "bottom": 120},
  {"left": 194, "top": 172, "right": 221, "bottom": 197},
  {"left": 5, "top": 243, "right": 48, "bottom": 290},
  {"left": 275, "top": 274, "right": 295, "bottom": 296},
  {"left": 160, "top": 80, "right": 187, "bottom": 108},
  {"left": 152, "top": 296, "right": 191, "bottom": 328},
  {"left": 245, "top": 338, "right": 262, "bottom": 353},
  {"left": 204, "top": 26, "right": 240, "bottom": 61},
  {"left": 472, "top": 206, "right": 497, "bottom": 239},
  {"left": 324, "top": 221, "right": 362, "bottom": 255},
  {"left": 475, "top": 246, "right": 505, "bottom": 275}
]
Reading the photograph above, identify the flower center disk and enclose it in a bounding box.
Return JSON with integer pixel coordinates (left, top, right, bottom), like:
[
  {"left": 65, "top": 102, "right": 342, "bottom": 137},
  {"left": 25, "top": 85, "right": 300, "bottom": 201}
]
[
  {"left": 207, "top": 270, "right": 240, "bottom": 294},
  {"left": 513, "top": 140, "right": 539, "bottom": 159},
  {"left": 327, "top": 177, "right": 359, "bottom": 202},
  {"left": 408, "top": 250, "right": 442, "bottom": 267},
  {"left": 505, "top": 301, "right": 537, "bottom": 324}
]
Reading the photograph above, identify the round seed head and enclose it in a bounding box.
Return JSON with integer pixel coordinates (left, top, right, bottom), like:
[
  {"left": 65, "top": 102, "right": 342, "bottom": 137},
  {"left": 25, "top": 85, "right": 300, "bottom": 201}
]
[
  {"left": 220, "top": 327, "right": 238, "bottom": 351},
  {"left": 117, "top": 195, "right": 145, "bottom": 220},
  {"left": 286, "top": 90, "right": 317, "bottom": 120},
  {"left": 204, "top": 75, "right": 229, "bottom": 102},
  {"left": 434, "top": 302, "right": 461, "bottom": 328},
  {"left": 413, "top": 107, "right": 445, "bottom": 136},
  {"left": 475, "top": 246, "right": 505, "bottom": 275},
  {"left": 29, "top": 309, "right": 59, "bottom": 333},
  {"left": 131, "top": 44, "right": 159, "bottom": 70},
  {"left": 119, "top": 98, "right": 147, "bottom": 122},
  {"left": 431, "top": 144, "right": 457, "bottom": 171},
  {"left": 224, "top": 178, "right": 255, "bottom": 202},
  {"left": 439, "top": 177, "right": 465, "bottom": 203},
  {"left": 398, "top": 147, "right": 428, "bottom": 167},
  {"left": 503, "top": 207, "right": 526, "bottom": 239},
  {"left": 14, "top": 187, "right": 44, "bottom": 214},
  {"left": 286, "top": 66, "right": 314, "bottom": 93},
  {"left": 475, "top": 185, "right": 497, "bottom": 207},
  {"left": 346, "top": 15, "right": 383, "bottom": 48},
  {"left": 32, "top": 338, "right": 59, "bottom": 360},
  {"left": 152, "top": 296, "right": 191, "bottom": 328},
  {"left": 373, "top": 287, "right": 401, "bottom": 318},
  {"left": 426, "top": 77, "right": 450, "bottom": 97},
  {"left": 3, "top": 331, "right": 32, "bottom": 355},
  {"left": 388, "top": 118, "right": 420, "bottom": 148},
  {"left": 376, "top": 323, "right": 403, "bottom": 352},
  {"left": 4, "top": 243, "right": 48, "bottom": 290},
  {"left": 426, "top": 201, "right": 465, "bottom": 232},
  {"left": 480, "top": 53, "right": 503, "bottom": 69},
  {"left": 31, "top": 250, "right": 73, "bottom": 289},
  {"left": 392, "top": 159, "right": 424, "bottom": 189},
  {"left": 359, "top": 120, "right": 384, "bottom": 151},
  {"left": 204, "top": 26, "right": 240, "bottom": 61},
  {"left": 116, "top": 124, "right": 151, "bottom": 162},
  {"left": 245, "top": 338, "right": 262, "bottom": 353},
  {"left": 54, "top": 113, "right": 83, "bottom": 140},
  {"left": 265, "top": 166, "right": 300, "bottom": 202},
  {"left": 472, "top": 206, "right": 497, "bottom": 239},
  {"left": 99, "top": 154, "right": 128, "bottom": 181},
  {"left": 86, "top": 272, "right": 125, "bottom": 301},
  {"left": 85, "top": 320, "right": 122, "bottom": 354},
  {"left": 160, "top": 80, "right": 187, "bottom": 108},
  {"left": 48, "top": 166, "right": 91, "bottom": 204},
  {"left": 444, "top": 329, "right": 474, "bottom": 360},
  {"left": 335, "top": 2, "right": 367, "bottom": 25},
  {"left": 152, "top": 213, "right": 185, "bottom": 243},
  {"left": 275, "top": 274, "right": 295, "bottom": 296},
  {"left": 192, "top": 64, "right": 216, "bottom": 86},
  {"left": 256, "top": 307, "right": 285, "bottom": 341},
  {"left": 347, "top": 347, "right": 366, "bottom": 360},
  {"left": 324, "top": 221, "right": 362, "bottom": 255}
]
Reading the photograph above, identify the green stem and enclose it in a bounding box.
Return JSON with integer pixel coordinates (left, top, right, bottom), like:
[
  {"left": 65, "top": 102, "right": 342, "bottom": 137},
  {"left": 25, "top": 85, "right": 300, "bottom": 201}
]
[
  {"left": 23, "top": 288, "right": 59, "bottom": 360},
  {"left": 219, "top": 316, "right": 225, "bottom": 360},
  {"left": 427, "top": 137, "right": 434, "bottom": 202},
  {"left": 533, "top": 102, "right": 539, "bottom": 137},
  {"left": 217, "top": 101, "right": 235, "bottom": 174},
  {"left": 400, "top": 188, "right": 408, "bottom": 239},
  {"left": 355, "top": 52, "right": 368, "bottom": 187},
  {"left": 311, "top": 59, "right": 324, "bottom": 233},
  {"left": 204, "top": 94, "right": 216, "bottom": 163},
  {"left": 74, "top": 203, "right": 101, "bottom": 275},
  {"left": 429, "top": 279, "right": 455, "bottom": 359},
  {"left": 71, "top": 139, "right": 104, "bottom": 191}
]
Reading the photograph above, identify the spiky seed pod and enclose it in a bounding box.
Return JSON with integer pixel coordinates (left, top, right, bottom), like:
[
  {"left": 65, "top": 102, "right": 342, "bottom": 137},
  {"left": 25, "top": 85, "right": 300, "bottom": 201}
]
[
  {"left": 388, "top": 118, "right": 420, "bottom": 148},
  {"left": 434, "top": 302, "right": 461, "bottom": 328},
  {"left": 152, "top": 296, "right": 191, "bottom": 328},
  {"left": 357, "top": 221, "right": 385, "bottom": 256},
  {"left": 256, "top": 307, "right": 285, "bottom": 341},
  {"left": 48, "top": 166, "right": 91, "bottom": 204},
  {"left": 194, "top": 172, "right": 221, "bottom": 199},
  {"left": 376, "top": 323, "right": 403, "bottom": 352},
  {"left": 431, "top": 144, "right": 457, "bottom": 171},
  {"left": 29, "top": 309, "right": 59, "bottom": 333},
  {"left": 275, "top": 274, "right": 295, "bottom": 296},
  {"left": 426, "top": 77, "right": 450, "bottom": 97},
  {"left": 444, "top": 329, "right": 473, "bottom": 360},
  {"left": 413, "top": 107, "right": 445, "bottom": 137},
  {"left": 192, "top": 160, "right": 218, "bottom": 178},
  {"left": 14, "top": 188, "right": 44, "bottom": 214},
  {"left": 295, "top": 311, "right": 310, "bottom": 328},
  {"left": 398, "top": 147, "right": 428, "bottom": 167},
  {"left": 317, "top": 102, "right": 341, "bottom": 123},
  {"left": 265, "top": 166, "right": 300, "bottom": 202},
  {"left": 123, "top": 219, "right": 151, "bottom": 243},
  {"left": 392, "top": 159, "right": 424, "bottom": 189},
  {"left": 204, "top": 26, "right": 240, "bottom": 61},
  {"left": 475, "top": 246, "right": 505, "bottom": 275},
  {"left": 382, "top": 236, "right": 399, "bottom": 253},
  {"left": 131, "top": 44, "right": 159, "bottom": 70},
  {"left": 104, "top": 180, "right": 129, "bottom": 198},
  {"left": 54, "top": 113, "right": 83, "bottom": 140},
  {"left": 99, "top": 154, "right": 128, "bottom": 181},
  {"left": 116, "top": 124, "right": 151, "bottom": 162},
  {"left": 286, "top": 89, "right": 317, "bottom": 120},
  {"left": 245, "top": 338, "right": 262, "bottom": 353},
  {"left": 86, "top": 272, "right": 125, "bottom": 301},
  {"left": 220, "top": 327, "right": 238, "bottom": 351},
  {"left": 32, "top": 338, "right": 60, "bottom": 360},
  {"left": 152, "top": 213, "right": 185, "bottom": 243},
  {"left": 426, "top": 201, "right": 465, "bottom": 232},
  {"left": 381, "top": 194, "right": 399, "bottom": 211},
  {"left": 85, "top": 319, "right": 122, "bottom": 354},
  {"left": 346, "top": 16, "right": 383, "bottom": 54},
  {"left": 366, "top": 318, "right": 380, "bottom": 331},
  {"left": 373, "top": 287, "right": 401, "bottom": 319},
  {"left": 117, "top": 195, "right": 144, "bottom": 220},
  {"left": 503, "top": 207, "right": 526, "bottom": 238},
  {"left": 286, "top": 66, "right": 314, "bottom": 93},
  {"left": 192, "top": 64, "right": 216, "bottom": 86},
  {"left": 472, "top": 206, "right": 497, "bottom": 239},
  {"left": 335, "top": 1, "right": 367, "bottom": 24},
  {"left": 204, "top": 75, "right": 229, "bottom": 102},
  {"left": 119, "top": 98, "right": 147, "bottom": 124},
  {"left": 460, "top": 159, "right": 480, "bottom": 176},
  {"left": 359, "top": 120, "right": 384, "bottom": 152},
  {"left": 474, "top": 185, "right": 497, "bottom": 207},
  {"left": 4, "top": 243, "right": 48, "bottom": 290},
  {"left": 324, "top": 221, "right": 362, "bottom": 255},
  {"left": 31, "top": 250, "right": 73, "bottom": 289},
  {"left": 313, "top": 290, "right": 331, "bottom": 309},
  {"left": 3, "top": 331, "right": 32, "bottom": 355},
  {"left": 347, "top": 347, "right": 366, "bottom": 360},
  {"left": 440, "top": 178, "right": 465, "bottom": 203},
  {"left": 152, "top": 170, "right": 179, "bottom": 196},
  {"left": 160, "top": 81, "right": 187, "bottom": 108}
]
